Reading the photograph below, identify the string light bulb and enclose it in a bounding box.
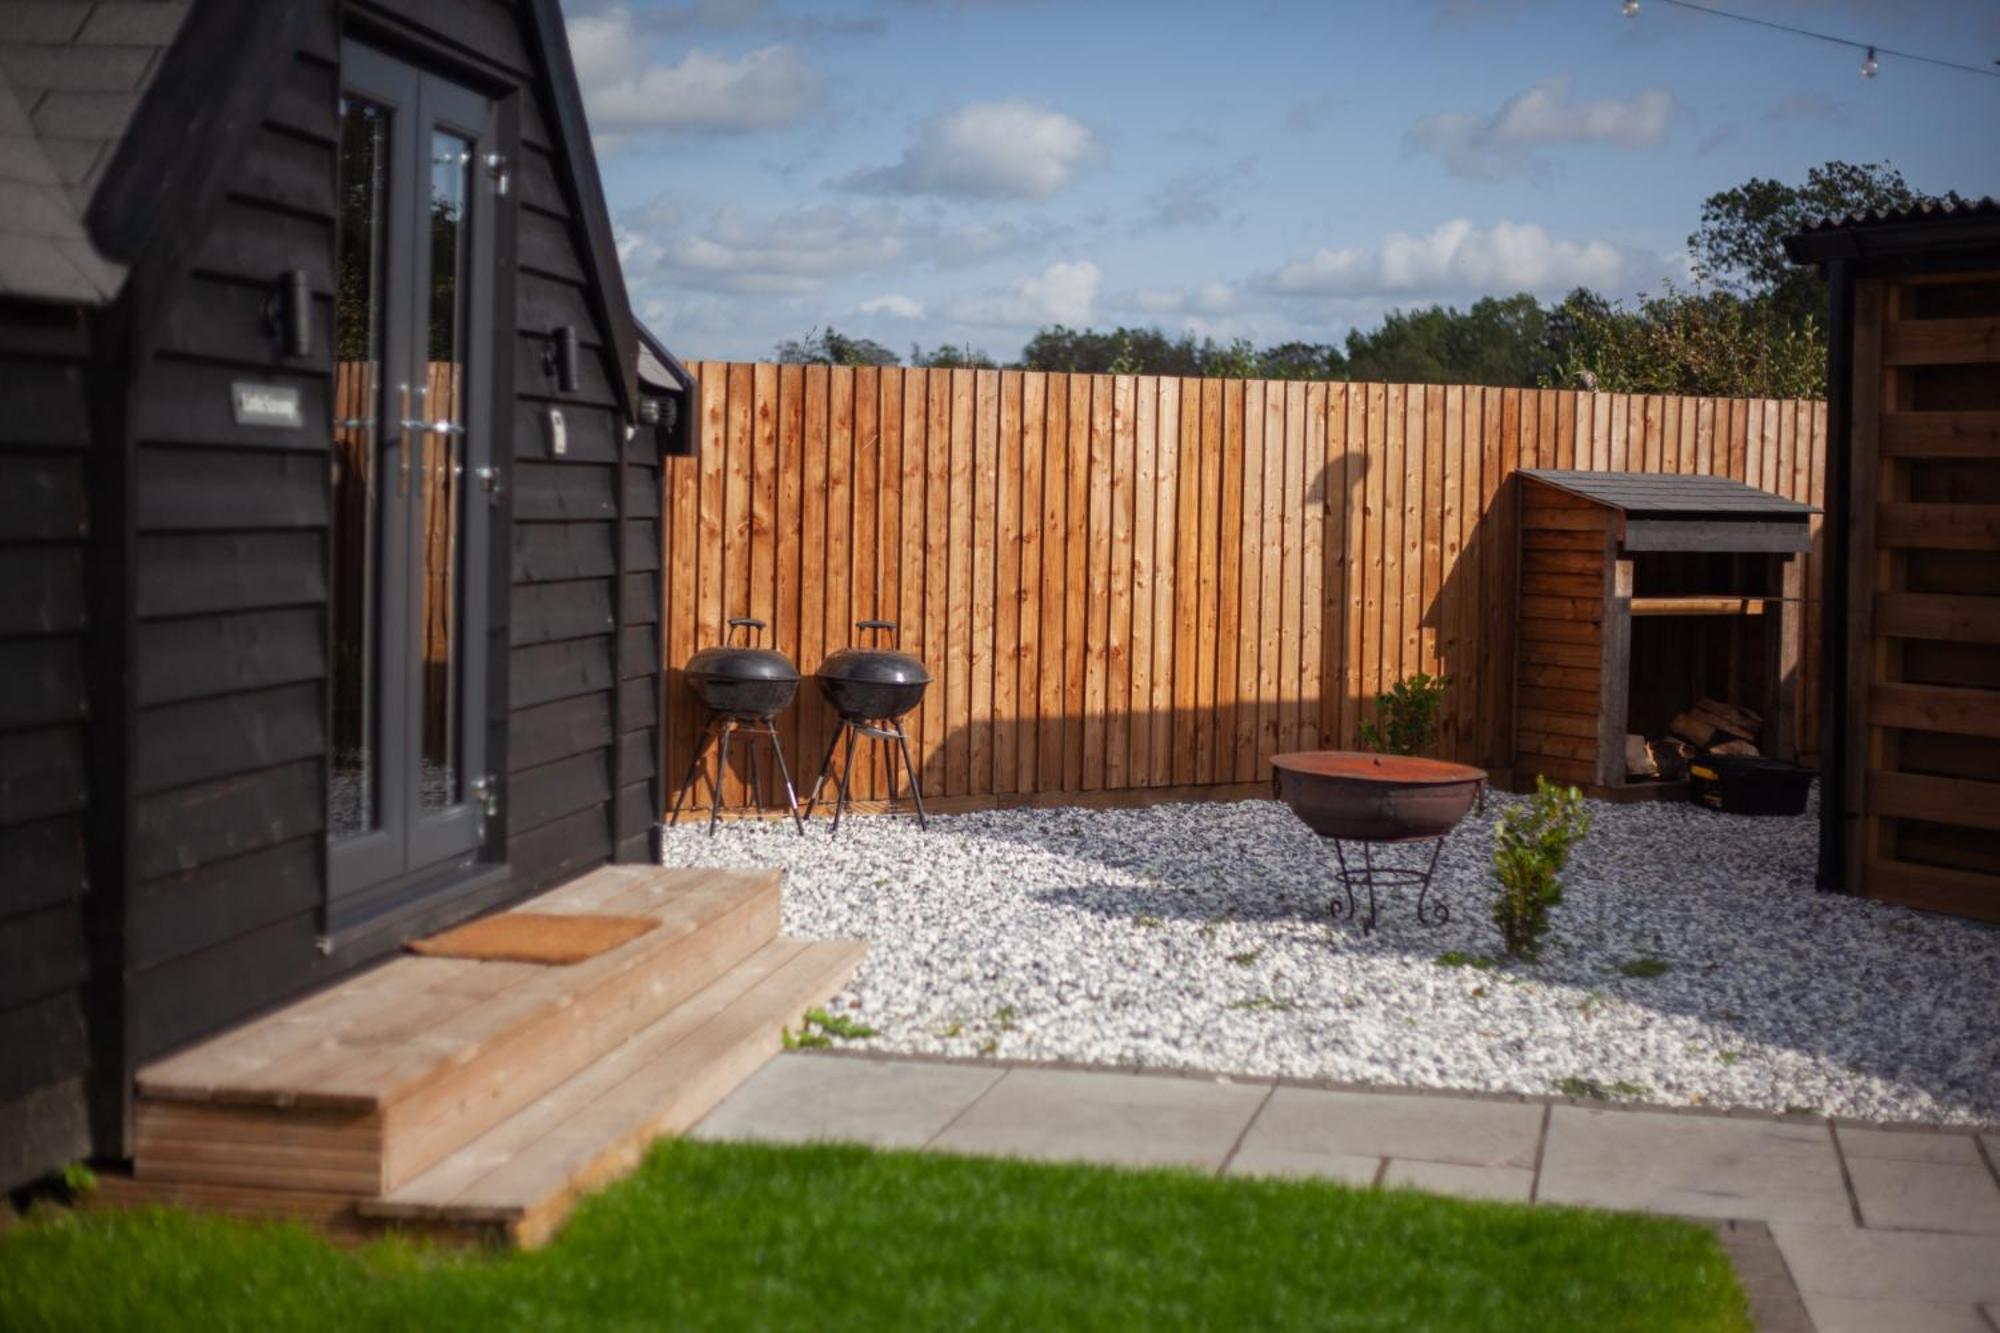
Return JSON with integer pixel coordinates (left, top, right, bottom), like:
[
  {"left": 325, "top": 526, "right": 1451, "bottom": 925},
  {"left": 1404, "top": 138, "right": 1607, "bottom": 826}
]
[
  {"left": 1622, "top": 0, "right": 1639, "bottom": 15},
  {"left": 1860, "top": 45, "right": 1879, "bottom": 77}
]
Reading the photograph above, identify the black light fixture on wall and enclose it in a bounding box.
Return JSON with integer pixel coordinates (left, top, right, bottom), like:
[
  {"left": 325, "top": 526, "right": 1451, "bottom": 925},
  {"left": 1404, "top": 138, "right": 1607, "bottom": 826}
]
[
  {"left": 544, "top": 324, "right": 580, "bottom": 393},
  {"left": 267, "top": 268, "right": 312, "bottom": 359},
  {"left": 640, "top": 392, "right": 696, "bottom": 457}
]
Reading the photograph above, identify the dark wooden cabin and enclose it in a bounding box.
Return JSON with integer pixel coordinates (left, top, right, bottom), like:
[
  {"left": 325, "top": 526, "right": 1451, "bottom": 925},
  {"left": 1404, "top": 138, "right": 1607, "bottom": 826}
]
[
  {"left": 1786, "top": 200, "right": 2000, "bottom": 922},
  {"left": 1511, "top": 470, "right": 1813, "bottom": 797},
  {"left": 0, "top": 0, "right": 698, "bottom": 1192}
]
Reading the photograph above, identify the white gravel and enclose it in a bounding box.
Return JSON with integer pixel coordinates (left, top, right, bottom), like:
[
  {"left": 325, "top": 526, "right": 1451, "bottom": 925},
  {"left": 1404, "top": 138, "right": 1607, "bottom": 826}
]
[{"left": 659, "top": 790, "right": 2000, "bottom": 1127}]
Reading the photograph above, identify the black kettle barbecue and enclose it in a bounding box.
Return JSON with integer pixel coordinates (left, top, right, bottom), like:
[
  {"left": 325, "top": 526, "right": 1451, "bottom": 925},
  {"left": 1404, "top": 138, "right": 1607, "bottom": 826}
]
[
  {"left": 669, "top": 617, "right": 804, "bottom": 835},
  {"left": 806, "top": 620, "right": 930, "bottom": 834}
]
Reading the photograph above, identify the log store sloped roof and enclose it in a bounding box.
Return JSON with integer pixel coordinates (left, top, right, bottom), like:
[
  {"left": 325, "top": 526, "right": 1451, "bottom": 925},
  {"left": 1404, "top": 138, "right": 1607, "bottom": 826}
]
[
  {"left": 0, "top": 1, "right": 191, "bottom": 304},
  {"left": 1520, "top": 469, "right": 1818, "bottom": 520}
]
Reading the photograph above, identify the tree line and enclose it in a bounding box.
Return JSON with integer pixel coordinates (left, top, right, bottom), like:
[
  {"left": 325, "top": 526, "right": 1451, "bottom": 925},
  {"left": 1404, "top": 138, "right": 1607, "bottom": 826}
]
[{"left": 773, "top": 162, "right": 1964, "bottom": 400}]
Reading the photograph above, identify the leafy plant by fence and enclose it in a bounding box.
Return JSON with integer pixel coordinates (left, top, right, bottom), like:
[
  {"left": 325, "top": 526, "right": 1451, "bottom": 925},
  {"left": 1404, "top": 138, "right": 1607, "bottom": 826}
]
[{"left": 666, "top": 365, "right": 1825, "bottom": 809}]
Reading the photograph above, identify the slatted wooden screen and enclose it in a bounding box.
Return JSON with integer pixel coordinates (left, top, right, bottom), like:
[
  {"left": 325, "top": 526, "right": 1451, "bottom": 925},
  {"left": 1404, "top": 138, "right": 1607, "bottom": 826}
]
[
  {"left": 1841, "top": 272, "right": 2000, "bottom": 920},
  {"left": 665, "top": 367, "right": 1826, "bottom": 809}
]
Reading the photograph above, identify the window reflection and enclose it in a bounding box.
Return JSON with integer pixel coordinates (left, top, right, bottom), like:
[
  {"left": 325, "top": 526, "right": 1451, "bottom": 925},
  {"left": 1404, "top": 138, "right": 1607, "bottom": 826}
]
[{"left": 330, "top": 98, "right": 388, "bottom": 840}]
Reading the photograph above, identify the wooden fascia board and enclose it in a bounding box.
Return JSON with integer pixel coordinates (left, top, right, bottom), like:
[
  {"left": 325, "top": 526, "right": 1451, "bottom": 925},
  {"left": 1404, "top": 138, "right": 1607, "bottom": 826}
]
[{"left": 1619, "top": 519, "right": 1811, "bottom": 554}]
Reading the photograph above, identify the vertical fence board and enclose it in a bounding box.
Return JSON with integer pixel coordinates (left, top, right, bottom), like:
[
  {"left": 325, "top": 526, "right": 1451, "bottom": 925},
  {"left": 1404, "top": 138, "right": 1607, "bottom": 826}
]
[
  {"left": 969, "top": 368, "right": 998, "bottom": 796},
  {"left": 1178, "top": 378, "right": 1207, "bottom": 784},
  {"left": 1106, "top": 375, "right": 1135, "bottom": 790},
  {"left": 1256, "top": 381, "right": 1285, "bottom": 771},
  {"left": 1063, "top": 374, "right": 1090, "bottom": 790},
  {"left": 1235, "top": 381, "right": 1264, "bottom": 781},
  {"left": 1300, "top": 381, "right": 1326, "bottom": 753},
  {"left": 1215, "top": 380, "right": 1243, "bottom": 784},
  {"left": 994, "top": 370, "right": 1021, "bottom": 796},
  {"left": 1150, "top": 379, "right": 1180, "bottom": 782},
  {"left": 1130, "top": 376, "right": 1157, "bottom": 785},
  {"left": 1083, "top": 375, "right": 1113, "bottom": 790},
  {"left": 1036, "top": 375, "right": 1067, "bottom": 792}
]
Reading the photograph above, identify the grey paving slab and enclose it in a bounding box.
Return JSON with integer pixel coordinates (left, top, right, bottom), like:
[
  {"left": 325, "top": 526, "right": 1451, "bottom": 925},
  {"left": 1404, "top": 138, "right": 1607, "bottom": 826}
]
[
  {"left": 1233, "top": 1086, "right": 1542, "bottom": 1170},
  {"left": 929, "top": 1068, "right": 1269, "bottom": 1171},
  {"left": 1383, "top": 1159, "right": 1534, "bottom": 1203},
  {"left": 692, "top": 1054, "right": 1003, "bottom": 1149},
  {"left": 1225, "top": 1146, "right": 1379, "bottom": 1187},
  {"left": 1771, "top": 1222, "right": 2000, "bottom": 1304},
  {"left": 1840, "top": 1127, "right": 1987, "bottom": 1165},
  {"left": 1847, "top": 1154, "right": 2000, "bottom": 1235},
  {"left": 1803, "top": 1296, "right": 1993, "bottom": 1333},
  {"left": 1538, "top": 1106, "right": 1852, "bottom": 1223}
]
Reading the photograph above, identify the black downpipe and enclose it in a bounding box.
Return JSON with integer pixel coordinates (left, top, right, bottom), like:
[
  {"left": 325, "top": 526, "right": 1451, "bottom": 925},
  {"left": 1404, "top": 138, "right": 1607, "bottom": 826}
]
[{"left": 1816, "top": 258, "right": 1853, "bottom": 894}]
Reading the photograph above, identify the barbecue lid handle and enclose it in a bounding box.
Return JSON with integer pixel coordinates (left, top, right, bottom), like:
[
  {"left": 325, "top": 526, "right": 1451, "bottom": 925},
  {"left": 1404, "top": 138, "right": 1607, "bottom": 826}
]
[
  {"left": 726, "top": 616, "right": 767, "bottom": 645},
  {"left": 855, "top": 618, "right": 897, "bottom": 643}
]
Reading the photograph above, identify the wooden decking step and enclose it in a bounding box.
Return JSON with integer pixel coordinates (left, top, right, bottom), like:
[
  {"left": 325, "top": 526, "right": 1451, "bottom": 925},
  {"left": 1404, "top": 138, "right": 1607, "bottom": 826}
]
[
  {"left": 132, "top": 866, "right": 782, "bottom": 1196},
  {"left": 360, "top": 936, "right": 867, "bottom": 1248}
]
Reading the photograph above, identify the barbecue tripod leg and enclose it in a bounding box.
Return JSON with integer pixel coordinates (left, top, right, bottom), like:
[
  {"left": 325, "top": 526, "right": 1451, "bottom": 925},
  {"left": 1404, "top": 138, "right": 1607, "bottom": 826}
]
[
  {"left": 895, "top": 729, "right": 927, "bottom": 829},
  {"left": 803, "top": 724, "right": 846, "bottom": 820},
  {"left": 765, "top": 727, "right": 805, "bottom": 836},
  {"left": 667, "top": 726, "right": 719, "bottom": 826},
  {"left": 829, "top": 725, "right": 859, "bottom": 837},
  {"left": 706, "top": 724, "right": 732, "bottom": 836}
]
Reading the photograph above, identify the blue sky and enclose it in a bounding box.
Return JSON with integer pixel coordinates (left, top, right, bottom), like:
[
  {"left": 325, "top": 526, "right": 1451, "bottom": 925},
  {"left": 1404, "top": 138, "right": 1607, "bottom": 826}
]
[{"left": 562, "top": 0, "right": 2000, "bottom": 362}]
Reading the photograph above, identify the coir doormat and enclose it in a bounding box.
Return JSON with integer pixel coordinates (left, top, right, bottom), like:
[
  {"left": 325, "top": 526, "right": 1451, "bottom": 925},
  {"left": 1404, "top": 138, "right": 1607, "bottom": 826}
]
[{"left": 408, "top": 912, "right": 657, "bottom": 965}]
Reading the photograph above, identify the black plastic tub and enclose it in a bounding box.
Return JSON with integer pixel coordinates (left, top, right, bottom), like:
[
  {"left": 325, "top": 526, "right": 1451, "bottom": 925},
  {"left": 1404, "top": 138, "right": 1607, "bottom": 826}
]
[{"left": 1688, "top": 755, "right": 1815, "bottom": 817}]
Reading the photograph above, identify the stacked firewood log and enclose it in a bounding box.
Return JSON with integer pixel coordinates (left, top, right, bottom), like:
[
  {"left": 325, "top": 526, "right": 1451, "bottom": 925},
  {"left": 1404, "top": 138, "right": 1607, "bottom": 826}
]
[{"left": 1625, "top": 697, "right": 1762, "bottom": 781}]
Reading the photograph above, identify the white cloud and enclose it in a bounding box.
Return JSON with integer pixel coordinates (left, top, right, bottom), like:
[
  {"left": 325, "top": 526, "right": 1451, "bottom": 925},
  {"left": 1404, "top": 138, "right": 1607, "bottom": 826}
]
[
  {"left": 844, "top": 101, "right": 1097, "bottom": 200},
  {"left": 1408, "top": 75, "right": 1676, "bottom": 180},
  {"left": 620, "top": 201, "right": 907, "bottom": 294},
  {"left": 1265, "top": 219, "right": 1632, "bottom": 299},
  {"left": 567, "top": 7, "right": 824, "bottom": 134},
  {"left": 615, "top": 194, "right": 1063, "bottom": 299},
  {"left": 951, "top": 260, "right": 1101, "bottom": 327},
  {"left": 1122, "top": 281, "right": 1240, "bottom": 317},
  {"left": 860, "top": 293, "right": 925, "bottom": 318}
]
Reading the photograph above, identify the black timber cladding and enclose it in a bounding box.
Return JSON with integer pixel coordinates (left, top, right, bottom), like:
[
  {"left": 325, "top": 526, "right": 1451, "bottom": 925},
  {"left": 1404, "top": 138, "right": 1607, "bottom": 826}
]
[
  {"left": 1518, "top": 469, "right": 1819, "bottom": 520},
  {"left": 0, "top": 320, "right": 94, "bottom": 1188},
  {"left": 0, "top": 0, "right": 672, "bottom": 1186}
]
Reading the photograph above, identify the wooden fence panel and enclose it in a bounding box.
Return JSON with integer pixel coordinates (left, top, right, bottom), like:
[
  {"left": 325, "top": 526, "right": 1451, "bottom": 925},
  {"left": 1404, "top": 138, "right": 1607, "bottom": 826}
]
[{"left": 656, "top": 366, "right": 1828, "bottom": 809}]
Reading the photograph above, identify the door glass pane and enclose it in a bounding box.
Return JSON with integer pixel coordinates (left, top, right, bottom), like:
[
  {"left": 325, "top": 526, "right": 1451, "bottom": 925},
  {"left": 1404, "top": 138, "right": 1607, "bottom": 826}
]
[
  {"left": 419, "top": 130, "right": 472, "bottom": 809},
  {"left": 330, "top": 97, "right": 389, "bottom": 840}
]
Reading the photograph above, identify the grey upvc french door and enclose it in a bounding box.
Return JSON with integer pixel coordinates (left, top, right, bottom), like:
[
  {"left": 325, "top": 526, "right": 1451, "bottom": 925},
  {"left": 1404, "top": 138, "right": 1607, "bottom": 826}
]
[{"left": 328, "top": 43, "right": 498, "bottom": 928}]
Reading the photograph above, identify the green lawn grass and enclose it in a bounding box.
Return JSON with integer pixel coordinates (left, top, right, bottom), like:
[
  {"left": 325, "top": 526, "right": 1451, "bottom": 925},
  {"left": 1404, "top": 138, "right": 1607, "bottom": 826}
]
[{"left": 0, "top": 1140, "right": 1749, "bottom": 1332}]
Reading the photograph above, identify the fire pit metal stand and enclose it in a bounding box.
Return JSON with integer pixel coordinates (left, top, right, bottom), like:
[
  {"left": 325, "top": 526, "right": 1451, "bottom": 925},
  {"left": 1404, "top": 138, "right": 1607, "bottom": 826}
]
[
  {"left": 1327, "top": 837, "right": 1450, "bottom": 935},
  {"left": 1270, "top": 751, "right": 1488, "bottom": 937}
]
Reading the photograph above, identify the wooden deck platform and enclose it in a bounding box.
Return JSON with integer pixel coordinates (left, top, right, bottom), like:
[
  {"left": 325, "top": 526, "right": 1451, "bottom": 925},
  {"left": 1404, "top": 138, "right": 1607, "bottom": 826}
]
[{"left": 98, "top": 864, "right": 864, "bottom": 1248}]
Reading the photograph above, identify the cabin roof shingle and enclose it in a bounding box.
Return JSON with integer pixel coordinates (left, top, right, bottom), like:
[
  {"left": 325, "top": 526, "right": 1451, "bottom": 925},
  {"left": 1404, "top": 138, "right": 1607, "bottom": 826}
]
[
  {"left": 0, "top": 0, "right": 191, "bottom": 304},
  {"left": 1519, "top": 469, "right": 1817, "bottom": 519}
]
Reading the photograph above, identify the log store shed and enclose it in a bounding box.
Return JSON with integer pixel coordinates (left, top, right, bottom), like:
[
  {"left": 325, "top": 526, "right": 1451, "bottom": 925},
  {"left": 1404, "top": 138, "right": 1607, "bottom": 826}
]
[
  {"left": 0, "top": 0, "right": 695, "bottom": 1191},
  {"left": 1511, "top": 469, "right": 1815, "bottom": 797},
  {"left": 1785, "top": 199, "right": 2000, "bottom": 923}
]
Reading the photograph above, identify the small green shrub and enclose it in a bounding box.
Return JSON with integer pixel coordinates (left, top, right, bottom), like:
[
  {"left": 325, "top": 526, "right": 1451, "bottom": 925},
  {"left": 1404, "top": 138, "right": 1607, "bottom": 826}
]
[
  {"left": 1556, "top": 1075, "right": 1650, "bottom": 1101},
  {"left": 1618, "top": 957, "right": 1670, "bottom": 979},
  {"left": 784, "top": 1007, "right": 879, "bottom": 1049},
  {"left": 1491, "top": 777, "right": 1591, "bottom": 961},
  {"left": 1357, "top": 672, "right": 1448, "bottom": 756},
  {"left": 1433, "top": 950, "right": 1497, "bottom": 971}
]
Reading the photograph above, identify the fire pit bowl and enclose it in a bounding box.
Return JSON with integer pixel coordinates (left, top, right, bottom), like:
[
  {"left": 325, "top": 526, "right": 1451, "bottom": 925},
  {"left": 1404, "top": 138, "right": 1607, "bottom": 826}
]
[
  {"left": 1271, "top": 752, "right": 1487, "bottom": 842},
  {"left": 1271, "top": 750, "right": 1488, "bottom": 934}
]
